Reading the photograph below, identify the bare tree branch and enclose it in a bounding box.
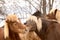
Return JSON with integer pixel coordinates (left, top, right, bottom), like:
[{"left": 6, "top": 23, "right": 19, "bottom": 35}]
[{"left": 25, "top": 0, "right": 40, "bottom": 11}]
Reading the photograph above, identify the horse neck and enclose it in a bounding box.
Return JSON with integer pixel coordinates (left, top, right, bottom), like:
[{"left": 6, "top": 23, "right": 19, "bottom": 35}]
[
  {"left": 9, "top": 29, "right": 21, "bottom": 40},
  {"left": 35, "top": 19, "right": 49, "bottom": 40}
]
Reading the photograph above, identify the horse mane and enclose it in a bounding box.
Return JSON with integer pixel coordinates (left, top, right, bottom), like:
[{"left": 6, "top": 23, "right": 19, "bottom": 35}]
[
  {"left": 26, "top": 15, "right": 42, "bottom": 32},
  {"left": 4, "top": 14, "right": 21, "bottom": 40},
  {"left": 33, "top": 11, "right": 42, "bottom": 18},
  {"left": 24, "top": 15, "right": 42, "bottom": 40}
]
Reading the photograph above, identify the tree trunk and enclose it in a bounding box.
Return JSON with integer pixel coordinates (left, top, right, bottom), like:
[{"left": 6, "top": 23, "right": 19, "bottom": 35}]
[
  {"left": 49, "top": 0, "right": 52, "bottom": 11},
  {"left": 40, "top": 0, "right": 41, "bottom": 11},
  {"left": 43, "top": 0, "right": 46, "bottom": 15},
  {"left": 52, "top": 0, "right": 54, "bottom": 5}
]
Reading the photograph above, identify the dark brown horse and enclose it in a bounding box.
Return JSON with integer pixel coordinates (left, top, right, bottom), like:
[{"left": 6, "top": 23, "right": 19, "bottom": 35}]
[
  {"left": 4, "top": 14, "right": 26, "bottom": 40},
  {"left": 33, "top": 11, "right": 42, "bottom": 17},
  {"left": 25, "top": 14, "right": 60, "bottom": 40}
]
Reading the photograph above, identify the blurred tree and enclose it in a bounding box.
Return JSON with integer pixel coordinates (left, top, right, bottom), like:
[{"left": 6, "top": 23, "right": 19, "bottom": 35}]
[
  {"left": 40, "top": 0, "right": 41, "bottom": 11},
  {"left": 52, "top": 0, "right": 54, "bottom": 5},
  {"left": 49, "top": 0, "right": 54, "bottom": 11},
  {"left": 49, "top": 0, "right": 52, "bottom": 11},
  {"left": 43, "top": 0, "right": 46, "bottom": 15}
]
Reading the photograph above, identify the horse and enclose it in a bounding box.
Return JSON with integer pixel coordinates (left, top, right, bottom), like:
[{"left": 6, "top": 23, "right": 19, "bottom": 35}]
[
  {"left": 33, "top": 11, "right": 42, "bottom": 17},
  {"left": 25, "top": 14, "right": 60, "bottom": 40},
  {"left": 0, "top": 28, "right": 4, "bottom": 40},
  {"left": 4, "top": 14, "right": 27, "bottom": 40},
  {"left": 55, "top": 9, "right": 60, "bottom": 23},
  {"left": 46, "top": 9, "right": 57, "bottom": 19},
  {"left": 19, "top": 31, "right": 41, "bottom": 40},
  {"left": 47, "top": 9, "right": 60, "bottom": 23}
]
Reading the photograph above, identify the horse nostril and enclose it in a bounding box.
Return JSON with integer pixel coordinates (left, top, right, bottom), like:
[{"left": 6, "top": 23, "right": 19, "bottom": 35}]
[
  {"left": 25, "top": 28, "right": 30, "bottom": 32},
  {"left": 25, "top": 29, "right": 27, "bottom": 31}
]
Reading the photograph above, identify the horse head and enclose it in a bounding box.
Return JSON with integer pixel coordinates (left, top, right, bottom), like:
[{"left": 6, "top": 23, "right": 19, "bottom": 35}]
[{"left": 4, "top": 14, "right": 27, "bottom": 39}]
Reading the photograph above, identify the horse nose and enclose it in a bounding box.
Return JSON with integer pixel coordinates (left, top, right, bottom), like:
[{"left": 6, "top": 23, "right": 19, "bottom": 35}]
[
  {"left": 25, "top": 28, "right": 28, "bottom": 31},
  {"left": 25, "top": 27, "right": 29, "bottom": 32}
]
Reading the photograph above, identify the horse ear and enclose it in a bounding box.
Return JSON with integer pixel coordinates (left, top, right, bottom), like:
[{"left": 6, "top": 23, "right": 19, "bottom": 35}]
[
  {"left": 56, "top": 10, "right": 60, "bottom": 23},
  {"left": 27, "top": 15, "right": 42, "bottom": 32},
  {"left": 36, "top": 18, "right": 42, "bottom": 32},
  {"left": 4, "top": 21, "right": 9, "bottom": 39},
  {"left": 54, "top": 9, "right": 57, "bottom": 14},
  {"left": 49, "top": 9, "right": 57, "bottom": 15},
  {"left": 49, "top": 9, "right": 56, "bottom": 13},
  {"left": 47, "top": 9, "right": 57, "bottom": 19}
]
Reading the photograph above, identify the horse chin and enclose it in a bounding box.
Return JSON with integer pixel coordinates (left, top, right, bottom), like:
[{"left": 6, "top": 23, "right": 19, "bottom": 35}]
[{"left": 12, "top": 29, "right": 27, "bottom": 34}]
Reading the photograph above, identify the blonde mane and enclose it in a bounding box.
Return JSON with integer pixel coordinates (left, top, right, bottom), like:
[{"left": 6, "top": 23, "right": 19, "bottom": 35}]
[
  {"left": 4, "top": 14, "right": 19, "bottom": 39},
  {"left": 4, "top": 21, "right": 9, "bottom": 39},
  {"left": 4, "top": 14, "right": 26, "bottom": 40},
  {"left": 26, "top": 15, "right": 42, "bottom": 32}
]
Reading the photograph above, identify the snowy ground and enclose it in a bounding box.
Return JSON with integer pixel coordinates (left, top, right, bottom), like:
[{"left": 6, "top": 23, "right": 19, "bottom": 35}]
[
  {"left": 0, "top": 0, "right": 60, "bottom": 27},
  {"left": 0, "top": 0, "right": 39, "bottom": 27}
]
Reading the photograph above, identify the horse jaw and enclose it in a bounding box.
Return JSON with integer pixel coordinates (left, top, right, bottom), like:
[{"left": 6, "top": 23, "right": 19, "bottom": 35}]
[{"left": 4, "top": 22, "right": 9, "bottom": 39}]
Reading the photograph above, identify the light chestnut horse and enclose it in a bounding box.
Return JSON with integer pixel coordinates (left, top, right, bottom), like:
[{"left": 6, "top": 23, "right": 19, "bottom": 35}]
[
  {"left": 47, "top": 9, "right": 60, "bottom": 23},
  {"left": 0, "top": 28, "right": 4, "bottom": 40},
  {"left": 46, "top": 9, "right": 57, "bottom": 19},
  {"left": 55, "top": 9, "right": 60, "bottom": 23},
  {"left": 4, "top": 14, "right": 26, "bottom": 40},
  {"left": 19, "top": 31, "right": 41, "bottom": 40}
]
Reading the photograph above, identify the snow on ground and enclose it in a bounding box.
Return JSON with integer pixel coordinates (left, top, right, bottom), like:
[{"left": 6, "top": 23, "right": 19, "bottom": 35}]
[
  {"left": 0, "top": 0, "right": 60, "bottom": 27},
  {"left": 0, "top": 0, "right": 40, "bottom": 27},
  {"left": 52, "top": 0, "right": 60, "bottom": 10}
]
